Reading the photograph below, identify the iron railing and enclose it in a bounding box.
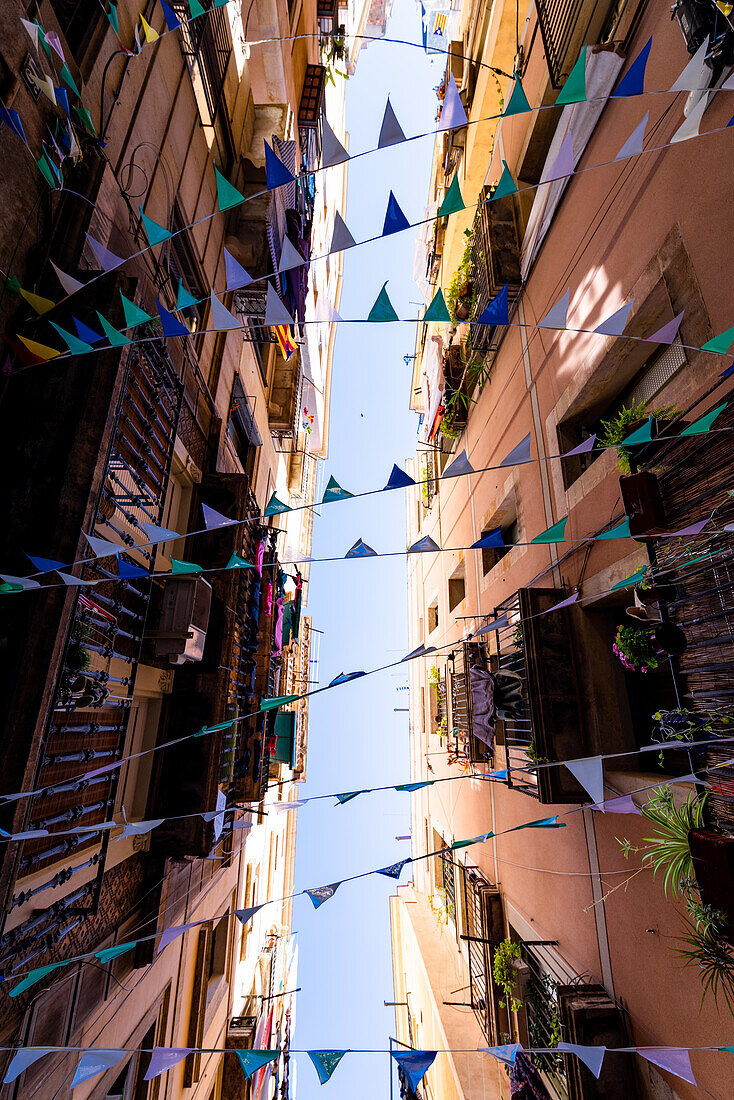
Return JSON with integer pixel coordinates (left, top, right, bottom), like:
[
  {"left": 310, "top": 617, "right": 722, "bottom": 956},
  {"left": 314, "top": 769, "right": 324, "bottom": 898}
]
[{"left": 534, "top": 0, "right": 587, "bottom": 87}]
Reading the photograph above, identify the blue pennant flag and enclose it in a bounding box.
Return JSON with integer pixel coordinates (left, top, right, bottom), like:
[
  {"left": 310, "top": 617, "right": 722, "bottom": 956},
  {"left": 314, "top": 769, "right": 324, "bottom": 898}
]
[
  {"left": 385, "top": 464, "right": 415, "bottom": 489},
  {"left": 476, "top": 283, "right": 509, "bottom": 325},
  {"left": 73, "top": 316, "right": 103, "bottom": 344},
  {"left": 306, "top": 882, "right": 341, "bottom": 908},
  {"left": 382, "top": 191, "right": 410, "bottom": 236},
  {"left": 156, "top": 298, "right": 190, "bottom": 338},
  {"left": 613, "top": 37, "right": 652, "bottom": 97},
  {"left": 392, "top": 1051, "right": 437, "bottom": 1091},
  {"left": 329, "top": 671, "right": 367, "bottom": 686},
  {"left": 377, "top": 858, "right": 412, "bottom": 879},
  {"left": 265, "top": 140, "right": 295, "bottom": 189},
  {"left": 27, "top": 555, "right": 67, "bottom": 573},
  {"left": 471, "top": 528, "right": 504, "bottom": 549},
  {"left": 345, "top": 538, "right": 377, "bottom": 558}
]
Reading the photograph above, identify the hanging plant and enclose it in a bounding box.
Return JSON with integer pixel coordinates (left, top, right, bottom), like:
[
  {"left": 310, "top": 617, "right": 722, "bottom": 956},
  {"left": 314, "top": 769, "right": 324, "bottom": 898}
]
[
  {"left": 597, "top": 400, "right": 679, "bottom": 473},
  {"left": 492, "top": 939, "right": 523, "bottom": 1012},
  {"left": 613, "top": 624, "right": 661, "bottom": 673}
]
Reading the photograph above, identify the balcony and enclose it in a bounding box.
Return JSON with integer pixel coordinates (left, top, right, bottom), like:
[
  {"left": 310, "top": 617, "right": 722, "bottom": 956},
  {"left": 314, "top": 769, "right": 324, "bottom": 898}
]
[
  {"left": 447, "top": 642, "right": 495, "bottom": 763},
  {"left": 492, "top": 590, "right": 589, "bottom": 803},
  {"left": 469, "top": 190, "right": 522, "bottom": 356}
]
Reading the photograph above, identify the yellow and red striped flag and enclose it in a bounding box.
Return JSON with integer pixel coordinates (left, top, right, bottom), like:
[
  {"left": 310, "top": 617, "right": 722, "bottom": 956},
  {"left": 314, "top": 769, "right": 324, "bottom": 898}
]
[{"left": 274, "top": 324, "right": 297, "bottom": 360}]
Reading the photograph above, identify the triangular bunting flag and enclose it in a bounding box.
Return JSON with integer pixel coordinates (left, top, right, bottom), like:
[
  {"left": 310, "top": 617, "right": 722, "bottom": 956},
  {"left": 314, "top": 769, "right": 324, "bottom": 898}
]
[
  {"left": 96, "top": 311, "right": 131, "bottom": 346},
  {"left": 83, "top": 531, "right": 125, "bottom": 558},
  {"left": 491, "top": 160, "right": 517, "bottom": 201},
  {"left": 556, "top": 46, "right": 587, "bottom": 105},
  {"left": 20, "top": 18, "right": 40, "bottom": 52},
  {"left": 17, "top": 335, "right": 60, "bottom": 361},
  {"left": 188, "top": 0, "right": 206, "bottom": 17},
  {"left": 264, "top": 284, "right": 294, "bottom": 326},
  {"left": 264, "top": 140, "right": 295, "bottom": 189},
  {"left": 345, "top": 538, "right": 377, "bottom": 558},
  {"left": 545, "top": 592, "right": 579, "bottom": 612},
  {"left": 382, "top": 191, "right": 410, "bottom": 236},
  {"left": 259, "top": 693, "right": 299, "bottom": 711},
  {"left": 27, "top": 555, "right": 68, "bottom": 573},
  {"left": 542, "top": 132, "right": 575, "bottom": 183},
  {"left": 471, "top": 528, "right": 504, "bottom": 549},
  {"left": 73, "top": 317, "right": 103, "bottom": 344},
  {"left": 563, "top": 434, "right": 596, "bottom": 457},
  {"left": 321, "top": 117, "right": 349, "bottom": 167},
  {"left": 377, "top": 858, "right": 412, "bottom": 878},
  {"left": 120, "top": 292, "right": 152, "bottom": 328},
  {"left": 156, "top": 298, "right": 190, "bottom": 337},
  {"left": 408, "top": 535, "right": 440, "bottom": 553},
  {"left": 157, "top": 921, "right": 200, "bottom": 954},
  {"left": 202, "top": 504, "right": 237, "bottom": 529},
  {"left": 140, "top": 14, "right": 159, "bottom": 42},
  {"left": 621, "top": 416, "right": 653, "bottom": 446},
  {"left": 701, "top": 324, "right": 734, "bottom": 354},
  {"left": 670, "top": 93, "right": 708, "bottom": 143},
  {"left": 264, "top": 492, "right": 290, "bottom": 516},
  {"left": 385, "top": 465, "right": 415, "bottom": 489},
  {"left": 19, "top": 287, "right": 55, "bottom": 314},
  {"left": 538, "top": 288, "right": 570, "bottom": 329},
  {"left": 237, "top": 1051, "right": 279, "bottom": 1080},
  {"left": 314, "top": 296, "right": 342, "bottom": 322},
  {"left": 503, "top": 77, "right": 531, "bottom": 116},
  {"left": 51, "top": 261, "right": 84, "bottom": 296},
  {"left": 477, "top": 283, "right": 509, "bottom": 325},
  {"left": 3, "top": 1049, "right": 55, "bottom": 1084},
  {"left": 438, "top": 175, "right": 465, "bottom": 217},
  {"left": 278, "top": 237, "right": 306, "bottom": 273},
  {"left": 138, "top": 521, "right": 181, "bottom": 544},
  {"left": 680, "top": 401, "right": 727, "bottom": 435},
  {"left": 592, "top": 794, "right": 640, "bottom": 814},
  {"left": 531, "top": 517, "right": 568, "bottom": 544},
  {"left": 171, "top": 559, "right": 204, "bottom": 574},
  {"left": 596, "top": 517, "right": 630, "bottom": 539},
  {"left": 214, "top": 165, "right": 244, "bottom": 210},
  {"left": 226, "top": 553, "right": 254, "bottom": 569},
  {"left": 565, "top": 756, "right": 604, "bottom": 804},
  {"left": 176, "top": 281, "right": 199, "bottom": 310},
  {"left": 615, "top": 111, "right": 649, "bottom": 160},
  {"left": 395, "top": 780, "right": 434, "bottom": 793},
  {"left": 670, "top": 37, "right": 710, "bottom": 91},
  {"left": 95, "top": 941, "right": 138, "bottom": 963},
  {"left": 484, "top": 1044, "right": 522, "bottom": 1065},
  {"left": 613, "top": 37, "right": 652, "bottom": 97},
  {"left": 335, "top": 790, "right": 363, "bottom": 804},
  {"left": 60, "top": 63, "right": 80, "bottom": 97},
  {"left": 71, "top": 1051, "right": 126, "bottom": 1088},
  {"left": 391, "top": 1052, "right": 436, "bottom": 1091},
  {"left": 160, "top": 0, "right": 182, "bottom": 30},
  {"left": 308, "top": 1050, "right": 349, "bottom": 1085},
  {"left": 140, "top": 205, "right": 170, "bottom": 245},
  {"left": 144, "top": 1048, "right": 192, "bottom": 1082},
  {"left": 209, "top": 290, "right": 241, "bottom": 331},
  {"left": 500, "top": 433, "right": 532, "bottom": 466},
  {"left": 224, "top": 247, "right": 252, "bottom": 290},
  {"left": 0, "top": 574, "right": 40, "bottom": 591},
  {"left": 595, "top": 298, "right": 634, "bottom": 337},
  {"left": 86, "top": 232, "right": 125, "bottom": 272},
  {"left": 328, "top": 671, "right": 366, "bottom": 686},
  {"left": 637, "top": 1048, "right": 696, "bottom": 1085},
  {"left": 644, "top": 310, "right": 684, "bottom": 344},
  {"left": 35, "top": 154, "right": 56, "bottom": 187},
  {"left": 378, "top": 97, "right": 406, "bottom": 147},
  {"left": 474, "top": 616, "right": 509, "bottom": 636},
  {"left": 443, "top": 449, "right": 474, "bottom": 477},
  {"left": 10, "top": 962, "right": 70, "bottom": 998},
  {"left": 49, "top": 322, "right": 93, "bottom": 355},
  {"left": 329, "top": 211, "right": 356, "bottom": 253},
  {"left": 322, "top": 475, "right": 353, "bottom": 502},
  {"left": 368, "top": 282, "right": 399, "bottom": 322},
  {"left": 401, "top": 644, "right": 437, "bottom": 661},
  {"left": 612, "top": 567, "right": 648, "bottom": 590},
  {"left": 439, "top": 73, "right": 468, "bottom": 129},
  {"left": 423, "top": 288, "right": 451, "bottom": 322},
  {"left": 234, "top": 904, "right": 264, "bottom": 926},
  {"left": 306, "top": 882, "right": 341, "bottom": 908}
]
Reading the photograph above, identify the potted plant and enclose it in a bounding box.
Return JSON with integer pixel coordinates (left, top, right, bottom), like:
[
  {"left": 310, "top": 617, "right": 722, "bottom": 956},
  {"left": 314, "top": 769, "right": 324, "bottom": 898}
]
[
  {"left": 492, "top": 938, "right": 523, "bottom": 1012},
  {"left": 598, "top": 400, "right": 679, "bottom": 474},
  {"left": 613, "top": 624, "right": 662, "bottom": 673},
  {"left": 676, "top": 918, "right": 734, "bottom": 1011}
]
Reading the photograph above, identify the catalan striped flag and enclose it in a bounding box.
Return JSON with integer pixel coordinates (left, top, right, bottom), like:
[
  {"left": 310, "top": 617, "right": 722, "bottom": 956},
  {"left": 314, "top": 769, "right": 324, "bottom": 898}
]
[
  {"left": 433, "top": 12, "right": 447, "bottom": 36},
  {"left": 274, "top": 324, "right": 297, "bottom": 360}
]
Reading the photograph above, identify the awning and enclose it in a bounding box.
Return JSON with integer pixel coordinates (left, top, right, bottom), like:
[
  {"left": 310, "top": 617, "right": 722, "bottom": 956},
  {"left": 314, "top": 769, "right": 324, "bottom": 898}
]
[{"left": 272, "top": 711, "right": 296, "bottom": 766}]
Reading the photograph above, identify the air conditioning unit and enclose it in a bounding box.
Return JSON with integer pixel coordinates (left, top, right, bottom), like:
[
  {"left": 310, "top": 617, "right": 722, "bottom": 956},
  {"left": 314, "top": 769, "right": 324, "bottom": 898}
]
[{"left": 153, "top": 577, "right": 212, "bottom": 665}]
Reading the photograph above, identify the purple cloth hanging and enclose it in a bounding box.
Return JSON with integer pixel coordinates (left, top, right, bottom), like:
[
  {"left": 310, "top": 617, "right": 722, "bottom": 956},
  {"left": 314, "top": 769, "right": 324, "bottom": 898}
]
[{"left": 469, "top": 665, "right": 496, "bottom": 748}]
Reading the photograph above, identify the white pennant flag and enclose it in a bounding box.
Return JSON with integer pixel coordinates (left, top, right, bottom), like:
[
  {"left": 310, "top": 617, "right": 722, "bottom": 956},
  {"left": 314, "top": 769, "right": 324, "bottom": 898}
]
[
  {"left": 321, "top": 117, "right": 349, "bottom": 167},
  {"left": 670, "top": 37, "right": 710, "bottom": 92},
  {"left": 670, "top": 93, "right": 709, "bottom": 143},
  {"left": 557, "top": 1043, "right": 606, "bottom": 1078},
  {"left": 615, "top": 112, "right": 649, "bottom": 161},
  {"left": 264, "top": 283, "right": 294, "bottom": 326},
  {"left": 278, "top": 237, "right": 306, "bottom": 273},
  {"left": 595, "top": 298, "right": 634, "bottom": 337},
  {"left": 538, "top": 288, "right": 570, "bottom": 330},
  {"left": 565, "top": 755, "right": 604, "bottom": 804},
  {"left": 51, "top": 261, "right": 85, "bottom": 296}
]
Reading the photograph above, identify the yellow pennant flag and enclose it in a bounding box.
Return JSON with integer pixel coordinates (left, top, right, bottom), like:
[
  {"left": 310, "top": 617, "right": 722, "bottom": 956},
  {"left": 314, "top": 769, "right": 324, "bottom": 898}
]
[
  {"left": 140, "top": 15, "right": 159, "bottom": 42},
  {"left": 19, "top": 288, "right": 56, "bottom": 315},
  {"left": 18, "top": 335, "right": 61, "bottom": 361}
]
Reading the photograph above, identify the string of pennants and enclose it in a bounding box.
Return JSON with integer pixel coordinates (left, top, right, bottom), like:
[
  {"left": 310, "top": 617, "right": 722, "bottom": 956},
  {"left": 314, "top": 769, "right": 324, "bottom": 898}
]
[
  {"left": 3, "top": 750, "right": 728, "bottom": 1002},
  {"left": 1, "top": 1035, "right": 728, "bottom": 1087},
  {"left": 1, "top": 398, "right": 730, "bottom": 594}
]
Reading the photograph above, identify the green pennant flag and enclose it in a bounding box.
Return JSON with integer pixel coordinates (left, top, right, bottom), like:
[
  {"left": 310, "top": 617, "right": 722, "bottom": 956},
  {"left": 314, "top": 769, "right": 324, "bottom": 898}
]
[
  {"left": 49, "top": 322, "right": 93, "bottom": 356},
  {"left": 171, "top": 559, "right": 204, "bottom": 574},
  {"left": 236, "top": 1051, "right": 279, "bottom": 1080},
  {"left": 36, "top": 155, "right": 56, "bottom": 187},
  {"left": 60, "top": 63, "right": 80, "bottom": 97},
  {"left": 10, "top": 961, "right": 70, "bottom": 998},
  {"left": 423, "top": 289, "right": 451, "bottom": 323},
  {"left": 194, "top": 720, "right": 235, "bottom": 737},
  {"left": 531, "top": 517, "right": 567, "bottom": 544},
  {"left": 73, "top": 106, "right": 96, "bottom": 135},
  {"left": 451, "top": 833, "right": 492, "bottom": 849},
  {"left": 368, "top": 282, "right": 399, "bottom": 322},
  {"left": 106, "top": 3, "right": 120, "bottom": 34},
  {"left": 96, "top": 311, "right": 131, "bottom": 346},
  {"left": 611, "top": 567, "right": 647, "bottom": 591},
  {"left": 503, "top": 77, "right": 531, "bottom": 116},
  {"left": 621, "top": 415, "right": 653, "bottom": 446},
  {"left": 188, "top": 0, "right": 206, "bottom": 16},
  {"left": 335, "top": 791, "right": 363, "bottom": 804},
  {"left": 701, "top": 325, "right": 734, "bottom": 354},
  {"left": 215, "top": 166, "right": 245, "bottom": 211},
  {"left": 491, "top": 161, "right": 517, "bottom": 201},
  {"left": 680, "top": 401, "right": 727, "bottom": 435},
  {"left": 308, "top": 1050, "right": 349, "bottom": 1084},
  {"left": 139, "top": 205, "right": 171, "bottom": 246},
  {"left": 120, "top": 292, "right": 152, "bottom": 328},
  {"left": 438, "top": 175, "right": 465, "bottom": 217},
  {"left": 176, "top": 281, "right": 199, "bottom": 309},
  {"left": 95, "top": 941, "right": 138, "bottom": 964},
  {"left": 226, "top": 553, "right": 255, "bottom": 569},
  {"left": 264, "top": 492, "right": 290, "bottom": 516},
  {"left": 556, "top": 46, "right": 587, "bottom": 105},
  {"left": 260, "top": 694, "right": 301, "bottom": 712},
  {"left": 597, "top": 518, "right": 630, "bottom": 540},
  {"left": 322, "top": 475, "right": 353, "bottom": 503}
]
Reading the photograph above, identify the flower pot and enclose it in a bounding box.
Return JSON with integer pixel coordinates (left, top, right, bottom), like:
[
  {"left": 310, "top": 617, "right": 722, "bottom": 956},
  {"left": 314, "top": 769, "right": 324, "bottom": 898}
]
[
  {"left": 619, "top": 471, "right": 666, "bottom": 537},
  {"left": 454, "top": 301, "right": 471, "bottom": 321},
  {"left": 653, "top": 621, "right": 688, "bottom": 656},
  {"left": 689, "top": 828, "right": 734, "bottom": 941}
]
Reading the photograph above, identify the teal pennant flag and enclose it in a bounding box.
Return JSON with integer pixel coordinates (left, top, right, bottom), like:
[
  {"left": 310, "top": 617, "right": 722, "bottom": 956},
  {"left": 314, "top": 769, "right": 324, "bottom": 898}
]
[{"left": 308, "top": 1050, "right": 349, "bottom": 1084}]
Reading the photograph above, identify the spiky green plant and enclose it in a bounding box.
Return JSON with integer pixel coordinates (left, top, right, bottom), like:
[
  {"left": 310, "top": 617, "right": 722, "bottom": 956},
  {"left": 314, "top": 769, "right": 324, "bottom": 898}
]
[
  {"left": 639, "top": 787, "right": 706, "bottom": 898},
  {"left": 675, "top": 920, "right": 734, "bottom": 1013}
]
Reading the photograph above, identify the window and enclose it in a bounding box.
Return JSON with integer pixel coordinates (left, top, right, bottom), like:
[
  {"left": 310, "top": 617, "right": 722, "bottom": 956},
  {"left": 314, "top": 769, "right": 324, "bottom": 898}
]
[
  {"left": 427, "top": 601, "right": 439, "bottom": 634},
  {"left": 298, "top": 65, "right": 326, "bottom": 127},
  {"left": 167, "top": 204, "right": 208, "bottom": 353},
  {"left": 53, "top": 1, "right": 107, "bottom": 70},
  {"left": 558, "top": 338, "right": 687, "bottom": 490},
  {"left": 228, "top": 375, "right": 262, "bottom": 476},
  {"left": 482, "top": 519, "right": 518, "bottom": 575},
  {"left": 173, "top": 1, "right": 234, "bottom": 169},
  {"left": 448, "top": 569, "right": 466, "bottom": 612},
  {"left": 208, "top": 916, "right": 229, "bottom": 989}
]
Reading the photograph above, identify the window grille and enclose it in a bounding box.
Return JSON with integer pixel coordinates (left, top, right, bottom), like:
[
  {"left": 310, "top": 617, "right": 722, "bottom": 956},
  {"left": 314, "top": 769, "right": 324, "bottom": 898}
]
[
  {"left": 628, "top": 337, "right": 687, "bottom": 406},
  {"left": 298, "top": 65, "right": 326, "bottom": 126},
  {"left": 534, "top": 0, "right": 587, "bottom": 88}
]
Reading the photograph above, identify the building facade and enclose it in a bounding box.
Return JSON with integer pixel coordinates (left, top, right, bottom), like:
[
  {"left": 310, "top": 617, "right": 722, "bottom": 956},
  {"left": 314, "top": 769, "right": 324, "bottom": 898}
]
[
  {"left": 0, "top": 0, "right": 349, "bottom": 1096},
  {"left": 399, "top": 0, "right": 734, "bottom": 1098}
]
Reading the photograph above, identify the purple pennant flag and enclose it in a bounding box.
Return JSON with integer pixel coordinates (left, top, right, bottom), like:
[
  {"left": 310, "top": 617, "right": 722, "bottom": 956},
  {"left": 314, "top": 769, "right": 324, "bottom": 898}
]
[
  {"left": 202, "top": 504, "right": 238, "bottom": 529},
  {"left": 144, "top": 1047, "right": 193, "bottom": 1081},
  {"left": 591, "top": 794, "right": 640, "bottom": 814},
  {"left": 595, "top": 299, "right": 634, "bottom": 337},
  {"left": 660, "top": 520, "right": 708, "bottom": 537},
  {"left": 558, "top": 1043, "right": 606, "bottom": 1078},
  {"left": 500, "top": 433, "right": 532, "bottom": 466},
  {"left": 474, "top": 616, "right": 509, "bottom": 636},
  {"left": 408, "top": 535, "right": 440, "bottom": 553},
  {"left": 565, "top": 756, "right": 604, "bottom": 805},
  {"left": 644, "top": 311, "right": 684, "bottom": 344},
  {"left": 544, "top": 592, "right": 579, "bottom": 613},
  {"left": 3, "top": 1048, "right": 55, "bottom": 1083},
  {"left": 562, "top": 434, "right": 596, "bottom": 457},
  {"left": 157, "top": 921, "right": 200, "bottom": 954},
  {"left": 234, "top": 904, "right": 264, "bottom": 927},
  {"left": 71, "top": 1050, "right": 126, "bottom": 1087},
  {"left": 85, "top": 232, "right": 125, "bottom": 272},
  {"left": 306, "top": 882, "right": 341, "bottom": 908},
  {"left": 637, "top": 1048, "right": 696, "bottom": 1085},
  {"left": 541, "top": 132, "right": 574, "bottom": 183}
]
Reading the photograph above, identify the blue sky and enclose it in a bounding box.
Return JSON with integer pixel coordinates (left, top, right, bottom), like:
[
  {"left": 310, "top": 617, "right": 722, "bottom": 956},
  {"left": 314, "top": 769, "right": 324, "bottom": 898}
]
[{"left": 291, "top": 4, "right": 442, "bottom": 1096}]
